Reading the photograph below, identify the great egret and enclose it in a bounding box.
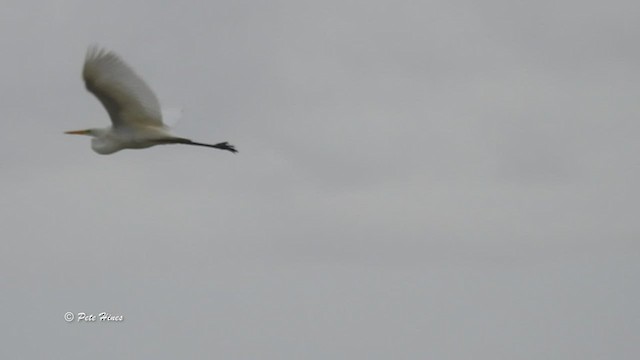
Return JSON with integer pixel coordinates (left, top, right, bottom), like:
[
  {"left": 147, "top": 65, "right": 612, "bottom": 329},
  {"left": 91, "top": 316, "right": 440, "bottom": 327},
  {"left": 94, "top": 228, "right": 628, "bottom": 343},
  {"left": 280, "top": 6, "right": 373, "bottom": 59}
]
[{"left": 65, "top": 47, "right": 237, "bottom": 155}]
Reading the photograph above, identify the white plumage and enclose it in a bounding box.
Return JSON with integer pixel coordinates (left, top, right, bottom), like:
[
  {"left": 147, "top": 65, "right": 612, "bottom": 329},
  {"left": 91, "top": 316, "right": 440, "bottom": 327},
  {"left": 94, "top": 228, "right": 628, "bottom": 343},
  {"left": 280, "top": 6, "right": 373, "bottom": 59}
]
[{"left": 66, "top": 46, "right": 237, "bottom": 155}]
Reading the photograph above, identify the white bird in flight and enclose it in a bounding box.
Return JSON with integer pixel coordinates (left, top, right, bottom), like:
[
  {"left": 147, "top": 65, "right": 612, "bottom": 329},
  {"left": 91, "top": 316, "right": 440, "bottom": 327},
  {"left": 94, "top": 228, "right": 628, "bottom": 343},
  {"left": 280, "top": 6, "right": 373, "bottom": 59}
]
[{"left": 65, "top": 46, "right": 237, "bottom": 155}]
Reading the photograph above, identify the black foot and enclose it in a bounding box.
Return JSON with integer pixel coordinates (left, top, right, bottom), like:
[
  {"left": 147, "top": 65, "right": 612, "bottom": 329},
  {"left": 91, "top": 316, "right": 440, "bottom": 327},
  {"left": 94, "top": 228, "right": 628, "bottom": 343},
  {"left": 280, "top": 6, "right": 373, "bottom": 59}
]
[{"left": 214, "top": 142, "right": 238, "bottom": 153}]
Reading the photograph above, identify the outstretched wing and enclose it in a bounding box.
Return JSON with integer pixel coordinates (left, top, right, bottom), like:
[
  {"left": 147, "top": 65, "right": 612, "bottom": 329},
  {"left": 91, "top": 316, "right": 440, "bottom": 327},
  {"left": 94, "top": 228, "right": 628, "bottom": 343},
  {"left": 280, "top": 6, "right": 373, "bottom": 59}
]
[{"left": 83, "top": 47, "right": 163, "bottom": 128}]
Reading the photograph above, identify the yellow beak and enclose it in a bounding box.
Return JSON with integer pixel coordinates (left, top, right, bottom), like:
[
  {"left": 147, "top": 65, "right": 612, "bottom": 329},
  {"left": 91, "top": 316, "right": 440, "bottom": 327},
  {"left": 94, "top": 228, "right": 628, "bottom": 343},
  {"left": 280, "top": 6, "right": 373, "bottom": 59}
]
[{"left": 65, "top": 130, "right": 89, "bottom": 135}]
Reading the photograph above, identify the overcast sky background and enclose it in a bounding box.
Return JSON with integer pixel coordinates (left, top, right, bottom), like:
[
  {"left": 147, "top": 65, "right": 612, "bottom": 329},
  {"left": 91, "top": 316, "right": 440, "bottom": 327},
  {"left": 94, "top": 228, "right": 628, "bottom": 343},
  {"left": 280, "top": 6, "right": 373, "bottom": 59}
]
[{"left": 1, "top": 0, "right": 638, "bottom": 358}]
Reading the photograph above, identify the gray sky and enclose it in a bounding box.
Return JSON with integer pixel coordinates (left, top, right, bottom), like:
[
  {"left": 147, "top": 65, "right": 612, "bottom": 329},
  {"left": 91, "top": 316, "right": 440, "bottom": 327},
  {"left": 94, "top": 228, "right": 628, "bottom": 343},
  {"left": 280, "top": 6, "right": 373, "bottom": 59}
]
[{"left": 1, "top": 0, "right": 638, "bottom": 358}]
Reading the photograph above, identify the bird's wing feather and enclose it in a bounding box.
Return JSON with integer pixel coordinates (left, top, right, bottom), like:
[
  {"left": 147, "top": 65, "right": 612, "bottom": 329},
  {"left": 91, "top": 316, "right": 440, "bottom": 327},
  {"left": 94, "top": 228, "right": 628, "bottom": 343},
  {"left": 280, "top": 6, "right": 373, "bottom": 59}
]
[{"left": 83, "top": 47, "right": 163, "bottom": 128}]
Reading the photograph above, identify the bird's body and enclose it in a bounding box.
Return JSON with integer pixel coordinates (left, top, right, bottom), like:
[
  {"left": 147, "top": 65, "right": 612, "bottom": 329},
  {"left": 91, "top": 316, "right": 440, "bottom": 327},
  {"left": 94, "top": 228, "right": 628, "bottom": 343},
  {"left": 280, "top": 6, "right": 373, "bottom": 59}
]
[
  {"left": 66, "top": 47, "right": 237, "bottom": 155},
  {"left": 81, "top": 125, "right": 170, "bottom": 154}
]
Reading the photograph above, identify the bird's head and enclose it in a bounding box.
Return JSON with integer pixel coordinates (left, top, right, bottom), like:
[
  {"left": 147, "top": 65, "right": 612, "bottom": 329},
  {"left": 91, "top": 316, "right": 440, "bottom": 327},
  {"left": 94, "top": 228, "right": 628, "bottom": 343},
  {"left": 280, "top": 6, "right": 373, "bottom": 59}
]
[{"left": 65, "top": 127, "right": 118, "bottom": 154}]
